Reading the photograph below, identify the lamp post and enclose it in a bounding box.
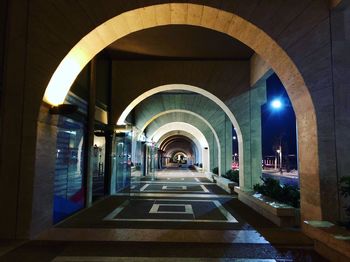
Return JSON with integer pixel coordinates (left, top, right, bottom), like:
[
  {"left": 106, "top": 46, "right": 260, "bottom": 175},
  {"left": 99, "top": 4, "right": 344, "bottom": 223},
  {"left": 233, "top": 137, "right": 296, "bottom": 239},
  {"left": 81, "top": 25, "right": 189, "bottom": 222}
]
[
  {"left": 270, "top": 98, "right": 284, "bottom": 174},
  {"left": 233, "top": 153, "right": 238, "bottom": 162},
  {"left": 276, "top": 146, "right": 282, "bottom": 174}
]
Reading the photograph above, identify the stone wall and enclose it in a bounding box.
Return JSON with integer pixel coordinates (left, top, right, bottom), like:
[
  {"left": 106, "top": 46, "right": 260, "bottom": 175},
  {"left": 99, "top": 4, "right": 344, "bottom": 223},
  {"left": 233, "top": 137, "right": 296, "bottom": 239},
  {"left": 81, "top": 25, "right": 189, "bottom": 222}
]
[
  {"left": 331, "top": 1, "right": 350, "bottom": 221},
  {"left": 111, "top": 60, "right": 250, "bottom": 124},
  {"left": 31, "top": 104, "right": 58, "bottom": 238}
]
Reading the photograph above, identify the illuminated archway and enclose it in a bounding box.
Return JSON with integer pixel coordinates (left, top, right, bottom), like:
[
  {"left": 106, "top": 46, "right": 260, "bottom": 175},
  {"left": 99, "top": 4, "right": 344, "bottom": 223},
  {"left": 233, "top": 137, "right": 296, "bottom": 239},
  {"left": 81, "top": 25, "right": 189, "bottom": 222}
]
[
  {"left": 42, "top": 3, "right": 320, "bottom": 219},
  {"left": 151, "top": 122, "right": 214, "bottom": 173},
  {"left": 140, "top": 109, "right": 223, "bottom": 174},
  {"left": 157, "top": 131, "right": 204, "bottom": 169}
]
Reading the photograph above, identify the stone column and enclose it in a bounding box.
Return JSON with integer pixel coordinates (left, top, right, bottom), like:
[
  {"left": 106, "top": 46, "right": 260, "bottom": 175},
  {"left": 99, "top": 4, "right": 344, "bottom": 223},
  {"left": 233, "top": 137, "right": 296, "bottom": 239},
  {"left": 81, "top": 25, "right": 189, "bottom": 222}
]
[
  {"left": 209, "top": 133, "right": 218, "bottom": 173},
  {"left": 330, "top": 1, "right": 350, "bottom": 222},
  {"left": 85, "top": 59, "right": 96, "bottom": 207},
  {"left": 249, "top": 81, "right": 266, "bottom": 187},
  {"left": 0, "top": 0, "right": 30, "bottom": 239},
  {"left": 224, "top": 115, "right": 233, "bottom": 175},
  {"left": 226, "top": 82, "right": 266, "bottom": 191},
  {"left": 104, "top": 59, "right": 114, "bottom": 196}
]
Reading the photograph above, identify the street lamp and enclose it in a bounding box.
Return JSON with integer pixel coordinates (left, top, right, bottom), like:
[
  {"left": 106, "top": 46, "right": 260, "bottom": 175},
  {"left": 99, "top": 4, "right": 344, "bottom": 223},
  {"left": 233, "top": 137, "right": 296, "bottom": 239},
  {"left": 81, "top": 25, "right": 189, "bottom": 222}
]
[
  {"left": 271, "top": 99, "right": 282, "bottom": 109},
  {"left": 276, "top": 146, "right": 282, "bottom": 173},
  {"left": 269, "top": 98, "right": 285, "bottom": 173},
  {"left": 233, "top": 153, "right": 238, "bottom": 162}
]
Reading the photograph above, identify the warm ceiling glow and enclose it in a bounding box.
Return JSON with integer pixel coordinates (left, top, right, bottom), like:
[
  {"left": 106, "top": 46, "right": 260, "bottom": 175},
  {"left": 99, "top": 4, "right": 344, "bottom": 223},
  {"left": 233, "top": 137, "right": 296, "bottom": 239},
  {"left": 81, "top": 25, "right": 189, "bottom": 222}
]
[{"left": 43, "top": 49, "right": 90, "bottom": 105}]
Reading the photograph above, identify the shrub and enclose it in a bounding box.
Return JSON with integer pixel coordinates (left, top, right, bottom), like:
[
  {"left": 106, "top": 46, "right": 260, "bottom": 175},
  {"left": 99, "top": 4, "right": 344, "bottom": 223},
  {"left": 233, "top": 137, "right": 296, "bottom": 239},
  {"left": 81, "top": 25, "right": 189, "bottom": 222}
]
[
  {"left": 199, "top": 163, "right": 203, "bottom": 168},
  {"left": 212, "top": 167, "right": 219, "bottom": 174},
  {"left": 253, "top": 177, "right": 300, "bottom": 208},
  {"left": 222, "top": 169, "right": 239, "bottom": 183}
]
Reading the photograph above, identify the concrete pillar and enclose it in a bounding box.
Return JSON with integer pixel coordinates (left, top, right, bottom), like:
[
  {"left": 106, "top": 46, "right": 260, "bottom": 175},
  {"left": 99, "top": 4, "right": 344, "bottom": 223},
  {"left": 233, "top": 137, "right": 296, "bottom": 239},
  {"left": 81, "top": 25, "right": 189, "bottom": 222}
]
[
  {"left": 218, "top": 114, "right": 233, "bottom": 176},
  {"left": 85, "top": 59, "right": 96, "bottom": 207},
  {"left": 224, "top": 115, "right": 233, "bottom": 174},
  {"left": 31, "top": 104, "right": 57, "bottom": 238},
  {"left": 202, "top": 147, "right": 209, "bottom": 172},
  {"left": 331, "top": 1, "right": 350, "bottom": 222},
  {"left": 0, "top": 0, "right": 31, "bottom": 239},
  {"left": 249, "top": 82, "right": 266, "bottom": 187},
  {"left": 227, "top": 81, "right": 266, "bottom": 191},
  {"left": 209, "top": 133, "right": 218, "bottom": 173},
  {"left": 104, "top": 60, "right": 113, "bottom": 196}
]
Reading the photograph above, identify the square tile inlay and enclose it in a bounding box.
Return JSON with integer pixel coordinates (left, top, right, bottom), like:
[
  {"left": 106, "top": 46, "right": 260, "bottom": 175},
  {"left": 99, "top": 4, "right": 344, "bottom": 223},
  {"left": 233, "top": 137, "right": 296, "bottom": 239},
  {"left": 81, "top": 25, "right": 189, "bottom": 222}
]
[
  {"left": 162, "top": 185, "right": 187, "bottom": 190},
  {"left": 149, "top": 204, "right": 193, "bottom": 214},
  {"left": 103, "top": 199, "right": 238, "bottom": 223}
]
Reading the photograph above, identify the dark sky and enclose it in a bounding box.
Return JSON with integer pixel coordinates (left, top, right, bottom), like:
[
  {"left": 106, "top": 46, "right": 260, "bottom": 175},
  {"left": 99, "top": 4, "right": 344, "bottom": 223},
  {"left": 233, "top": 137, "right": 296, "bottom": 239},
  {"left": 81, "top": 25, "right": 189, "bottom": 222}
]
[
  {"left": 231, "top": 73, "right": 297, "bottom": 159},
  {"left": 261, "top": 73, "right": 297, "bottom": 157}
]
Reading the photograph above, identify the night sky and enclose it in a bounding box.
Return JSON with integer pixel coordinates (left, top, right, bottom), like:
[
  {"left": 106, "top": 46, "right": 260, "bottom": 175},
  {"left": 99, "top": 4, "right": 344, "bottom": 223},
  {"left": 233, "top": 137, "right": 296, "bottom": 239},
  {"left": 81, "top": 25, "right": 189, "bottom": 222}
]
[
  {"left": 261, "top": 73, "right": 297, "bottom": 157},
  {"left": 232, "top": 73, "right": 297, "bottom": 159}
]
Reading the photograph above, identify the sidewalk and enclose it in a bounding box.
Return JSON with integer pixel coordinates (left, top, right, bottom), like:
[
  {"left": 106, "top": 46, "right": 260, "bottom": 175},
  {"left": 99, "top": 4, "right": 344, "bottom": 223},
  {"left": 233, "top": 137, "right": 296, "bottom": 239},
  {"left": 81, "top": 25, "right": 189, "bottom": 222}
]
[{"left": 262, "top": 169, "right": 299, "bottom": 187}]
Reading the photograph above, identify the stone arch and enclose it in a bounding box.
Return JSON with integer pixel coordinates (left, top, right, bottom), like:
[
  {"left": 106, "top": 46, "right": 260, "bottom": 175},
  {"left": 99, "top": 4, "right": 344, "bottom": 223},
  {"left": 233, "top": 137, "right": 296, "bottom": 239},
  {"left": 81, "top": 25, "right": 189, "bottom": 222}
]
[
  {"left": 150, "top": 121, "right": 219, "bottom": 173},
  {"left": 143, "top": 110, "right": 222, "bottom": 173},
  {"left": 126, "top": 86, "right": 238, "bottom": 177},
  {"left": 157, "top": 131, "right": 205, "bottom": 149},
  {"left": 156, "top": 131, "right": 205, "bottom": 168},
  {"left": 41, "top": 3, "right": 319, "bottom": 220}
]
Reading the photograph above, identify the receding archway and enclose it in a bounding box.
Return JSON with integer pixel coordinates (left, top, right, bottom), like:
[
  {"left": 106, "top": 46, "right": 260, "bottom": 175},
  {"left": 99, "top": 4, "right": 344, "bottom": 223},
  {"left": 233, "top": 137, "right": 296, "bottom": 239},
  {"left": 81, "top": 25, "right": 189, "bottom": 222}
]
[
  {"left": 160, "top": 136, "right": 198, "bottom": 162},
  {"left": 156, "top": 131, "right": 205, "bottom": 170},
  {"left": 150, "top": 122, "right": 213, "bottom": 173},
  {"left": 139, "top": 109, "right": 223, "bottom": 175},
  {"left": 41, "top": 3, "right": 320, "bottom": 220}
]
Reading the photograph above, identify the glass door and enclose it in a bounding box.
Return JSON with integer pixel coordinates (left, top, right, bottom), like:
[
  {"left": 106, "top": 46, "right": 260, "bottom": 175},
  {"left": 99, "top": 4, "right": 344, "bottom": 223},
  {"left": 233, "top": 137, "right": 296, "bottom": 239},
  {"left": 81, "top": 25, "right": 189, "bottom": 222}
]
[
  {"left": 130, "top": 140, "right": 143, "bottom": 193},
  {"left": 91, "top": 134, "right": 105, "bottom": 202},
  {"left": 114, "top": 133, "right": 131, "bottom": 193}
]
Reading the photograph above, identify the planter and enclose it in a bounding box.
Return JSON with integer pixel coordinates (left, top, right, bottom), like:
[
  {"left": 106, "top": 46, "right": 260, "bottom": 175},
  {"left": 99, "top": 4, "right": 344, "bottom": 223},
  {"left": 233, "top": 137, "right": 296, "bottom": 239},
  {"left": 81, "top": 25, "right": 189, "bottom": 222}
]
[
  {"left": 205, "top": 172, "right": 216, "bottom": 182},
  {"left": 216, "top": 176, "right": 238, "bottom": 194},
  {"left": 303, "top": 220, "right": 350, "bottom": 261},
  {"left": 234, "top": 186, "right": 299, "bottom": 227},
  {"left": 194, "top": 165, "right": 203, "bottom": 172}
]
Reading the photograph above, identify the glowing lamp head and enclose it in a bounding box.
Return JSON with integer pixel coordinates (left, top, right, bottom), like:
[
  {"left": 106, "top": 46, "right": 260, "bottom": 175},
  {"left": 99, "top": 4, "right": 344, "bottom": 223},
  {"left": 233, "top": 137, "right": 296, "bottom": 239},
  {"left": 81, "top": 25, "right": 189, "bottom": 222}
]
[{"left": 271, "top": 99, "right": 282, "bottom": 109}]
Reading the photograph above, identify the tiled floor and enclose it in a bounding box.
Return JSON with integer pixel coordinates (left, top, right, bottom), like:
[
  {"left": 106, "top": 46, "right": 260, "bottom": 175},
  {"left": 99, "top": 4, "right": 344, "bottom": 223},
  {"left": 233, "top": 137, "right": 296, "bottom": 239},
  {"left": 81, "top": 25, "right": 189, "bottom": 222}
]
[
  {"left": 0, "top": 168, "right": 327, "bottom": 261},
  {"left": 1, "top": 241, "right": 326, "bottom": 261},
  {"left": 103, "top": 199, "right": 238, "bottom": 223}
]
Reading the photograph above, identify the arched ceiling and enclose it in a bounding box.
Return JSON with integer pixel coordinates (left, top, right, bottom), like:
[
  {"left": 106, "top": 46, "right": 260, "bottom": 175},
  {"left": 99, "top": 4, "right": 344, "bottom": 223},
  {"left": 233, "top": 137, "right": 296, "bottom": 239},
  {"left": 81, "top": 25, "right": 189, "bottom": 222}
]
[
  {"left": 156, "top": 130, "right": 203, "bottom": 158},
  {"left": 167, "top": 148, "right": 192, "bottom": 158},
  {"left": 163, "top": 141, "right": 194, "bottom": 157},
  {"left": 133, "top": 91, "right": 228, "bottom": 133},
  {"left": 150, "top": 122, "right": 209, "bottom": 147},
  {"left": 160, "top": 135, "right": 195, "bottom": 151},
  {"left": 145, "top": 112, "right": 213, "bottom": 140},
  {"left": 160, "top": 135, "right": 196, "bottom": 157},
  {"left": 104, "top": 25, "right": 253, "bottom": 60}
]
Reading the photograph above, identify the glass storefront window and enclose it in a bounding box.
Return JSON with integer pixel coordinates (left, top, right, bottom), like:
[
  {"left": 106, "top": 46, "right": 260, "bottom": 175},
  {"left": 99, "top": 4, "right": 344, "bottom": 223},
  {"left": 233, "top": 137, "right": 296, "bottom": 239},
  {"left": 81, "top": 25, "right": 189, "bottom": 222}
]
[
  {"left": 53, "top": 93, "right": 87, "bottom": 224},
  {"left": 53, "top": 117, "right": 86, "bottom": 223}
]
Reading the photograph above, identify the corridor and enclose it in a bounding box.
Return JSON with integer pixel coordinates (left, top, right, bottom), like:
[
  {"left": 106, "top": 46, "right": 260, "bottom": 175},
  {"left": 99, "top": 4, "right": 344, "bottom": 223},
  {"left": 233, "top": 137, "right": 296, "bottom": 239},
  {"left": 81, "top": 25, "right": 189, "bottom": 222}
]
[
  {"left": 1, "top": 168, "right": 326, "bottom": 261},
  {"left": 50, "top": 168, "right": 244, "bottom": 230},
  {"left": 3, "top": 1, "right": 350, "bottom": 260}
]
